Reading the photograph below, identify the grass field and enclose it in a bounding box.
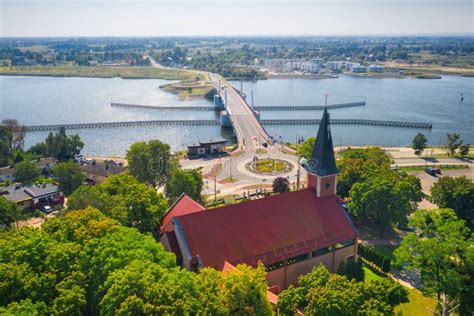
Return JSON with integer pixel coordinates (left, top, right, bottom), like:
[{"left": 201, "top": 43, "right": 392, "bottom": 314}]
[
  {"left": 0, "top": 65, "right": 198, "bottom": 80},
  {"left": 398, "top": 164, "right": 469, "bottom": 173},
  {"left": 363, "top": 265, "right": 436, "bottom": 315}
]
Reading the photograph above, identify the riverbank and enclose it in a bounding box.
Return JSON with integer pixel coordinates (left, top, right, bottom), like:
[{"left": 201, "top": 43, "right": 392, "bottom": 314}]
[
  {"left": 382, "top": 61, "right": 474, "bottom": 77},
  {"left": 0, "top": 65, "right": 199, "bottom": 80},
  {"left": 159, "top": 74, "right": 215, "bottom": 100}
]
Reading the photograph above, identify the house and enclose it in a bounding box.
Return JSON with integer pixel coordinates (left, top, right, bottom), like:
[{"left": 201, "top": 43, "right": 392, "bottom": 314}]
[
  {"left": 161, "top": 109, "right": 358, "bottom": 291},
  {"left": 0, "top": 166, "right": 15, "bottom": 182},
  {"left": 187, "top": 138, "right": 227, "bottom": 156},
  {"left": 1, "top": 183, "right": 63, "bottom": 209},
  {"left": 80, "top": 160, "right": 126, "bottom": 184},
  {"left": 0, "top": 157, "right": 57, "bottom": 182},
  {"left": 325, "top": 61, "right": 345, "bottom": 71}
]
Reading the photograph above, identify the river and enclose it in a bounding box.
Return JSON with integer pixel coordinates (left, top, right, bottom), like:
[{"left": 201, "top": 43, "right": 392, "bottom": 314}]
[{"left": 1, "top": 75, "right": 473, "bottom": 156}]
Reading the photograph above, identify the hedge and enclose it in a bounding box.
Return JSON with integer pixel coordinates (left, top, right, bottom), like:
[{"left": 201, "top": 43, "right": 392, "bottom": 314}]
[{"left": 358, "top": 243, "right": 391, "bottom": 273}]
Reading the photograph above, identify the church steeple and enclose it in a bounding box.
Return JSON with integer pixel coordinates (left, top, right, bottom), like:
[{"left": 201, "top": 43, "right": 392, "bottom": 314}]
[
  {"left": 306, "top": 108, "right": 339, "bottom": 197},
  {"left": 308, "top": 107, "right": 338, "bottom": 176}
]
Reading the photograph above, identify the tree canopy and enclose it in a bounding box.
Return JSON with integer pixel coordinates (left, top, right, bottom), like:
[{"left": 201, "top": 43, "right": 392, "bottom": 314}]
[
  {"left": 68, "top": 173, "right": 168, "bottom": 234},
  {"left": 349, "top": 165, "right": 423, "bottom": 237},
  {"left": 0, "top": 208, "right": 272, "bottom": 315},
  {"left": 28, "top": 127, "right": 84, "bottom": 162},
  {"left": 272, "top": 176, "right": 290, "bottom": 193},
  {"left": 296, "top": 137, "right": 315, "bottom": 160},
  {"left": 165, "top": 168, "right": 204, "bottom": 204},
  {"left": 0, "top": 198, "right": 21, "bottom": 229},
  {"left": 412, "top": 133, "right": 428, "bottom": 157},
  {"left": 394, "top": 208, "right": 473, "bottom": 315},
  {"left": 277, "top": 265, "right": 408, "bottom": 315},
  {"left": 52, "top": 161, "right": 85, "bottom": 195},
  {"left": 430, "top": 176, "right": 474, "bottom": 229},
  {"left": 14, "top": 160, "right": 40, "bottom": 184},
  {"left": 126, "top": 139, "right": 176, "bottom": 187}
]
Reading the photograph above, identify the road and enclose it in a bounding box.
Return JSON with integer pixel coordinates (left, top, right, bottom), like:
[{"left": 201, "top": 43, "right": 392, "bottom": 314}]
[{"left": 211, "top": 74, "right": 269, "bottom": 149}]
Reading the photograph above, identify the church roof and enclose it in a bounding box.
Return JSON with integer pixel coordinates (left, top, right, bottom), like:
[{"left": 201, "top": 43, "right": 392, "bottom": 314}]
[
  {"left": 172, "top": 188, "right": 356, "bottom": 270},
  {"left": 160, "top": 193, "right": 206, "bottom": 233},
  {"left": 308, "top": 108, "right": 339, "bottom": 176}
]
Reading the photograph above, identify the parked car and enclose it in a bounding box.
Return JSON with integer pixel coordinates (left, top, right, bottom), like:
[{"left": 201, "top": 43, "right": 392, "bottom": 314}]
[
  {"left": 425, "top": 167, "right": 437, "bottom": 176},
  {"left": 39, "top": 205, "right": 53, "bottom": 214}
]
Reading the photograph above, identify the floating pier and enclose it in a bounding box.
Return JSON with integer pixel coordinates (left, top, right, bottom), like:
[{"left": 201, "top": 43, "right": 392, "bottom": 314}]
[
  {"left": 254, "top": 101, "right": 366, "bottom": 111},
  {"left": 26, "top": 120, "right": 220, "bottom": 131},
  {"left": 261, "top": 119, "right": 432, "bottom": 129}
]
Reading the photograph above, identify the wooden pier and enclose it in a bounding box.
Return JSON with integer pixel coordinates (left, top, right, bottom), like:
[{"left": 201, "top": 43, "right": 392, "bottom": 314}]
[
  {"left": 254, "top": 101, "right": 366, "bottom": 111},
  {"left": 26, "top": 119, "right": 220, "bottom": 131},
  {"left": 261, "top": 118, "right": 432, "bottom": 129}
]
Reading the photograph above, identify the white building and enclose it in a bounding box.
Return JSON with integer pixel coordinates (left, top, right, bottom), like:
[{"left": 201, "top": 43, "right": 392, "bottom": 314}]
[
  {"left": 351, "top": 65, "right": 367, "bottom": 73},
  {"left": 325, "top": 61, "right": 345, "bottom": 71}
]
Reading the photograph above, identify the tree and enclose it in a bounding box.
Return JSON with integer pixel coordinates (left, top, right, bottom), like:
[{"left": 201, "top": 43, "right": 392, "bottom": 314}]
[
  {"left": 278, "top": 265, "right": 407, "bottom": 315},
  {"left": 459, "top": 143, "right": 470, "bottom": 158},
  {"left": 165, "top": 168, "right": 204, "bottom": 204},
  {"left": 68, "top": 173, "right": 169, "bottom": 234},
  {"left": 394, "top": 209, "right": 472, "bottom": 315},
  {"left": 2, "top": 119, "right": 26, "bottom": 151},
  {"left": 446, "top": 133, "right": 462, "bottom": 157},
  {"left": 0, "top": 125, "right": 12, "bottom": 167},
  {"left": 412, "top": 133, "right": 428, "bottom": 157},
  {"left": 296, "top": 136, "right": 315, "bottom": 160},
  {"left": 28, "top": 127, "right": 84, "bottom": 162},
  {"left": 14, "top": 160, "right": 40, "bottom": 184},
  {"left": 52, "top": 162, "right": 85, "bottom": 195},
  {"left": 126, "top": 139, "right": 176, "bottom": 186},
  {"left": 0, "top": 198, "right": 21, "bottom": 228},
  {"left": 336, "top": 147, "right": 391, "bottom": 198},
  {"left": 272, "top": 177, "right": 290, "bottom": 193},
  {"left": 430, "top": 176, "right": 474, "bottom": 229},
  {"left": 337, "top": 257, "right": 365, "bottom": 281},
  {"left": 349, "top": 167, "right": 423, "bottom": 237}
]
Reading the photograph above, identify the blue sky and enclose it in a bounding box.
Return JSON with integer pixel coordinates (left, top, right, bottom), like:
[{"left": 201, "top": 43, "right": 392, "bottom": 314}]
[{"left": 1, "top": 0, "right": 472, "bottom": 37}]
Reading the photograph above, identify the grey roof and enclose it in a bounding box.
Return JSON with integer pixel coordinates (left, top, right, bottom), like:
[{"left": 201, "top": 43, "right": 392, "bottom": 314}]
[
  {"left": 0, "top": 166, "right": 15, "bottom": 176},
  {"left": 1, "top": 185, "right": 32, "bottom": 202},
  {"left": 308, "top": 108, "right": 339, "bottom": 176},
  {"left": 81, "top": 162, "right": 126, "bottom": 177},
  {"left": 23, "top": 183, "right": 58, "bottom": 198},
  {"left": 198, "top": 138, "right": 227, "bottom": 145}
]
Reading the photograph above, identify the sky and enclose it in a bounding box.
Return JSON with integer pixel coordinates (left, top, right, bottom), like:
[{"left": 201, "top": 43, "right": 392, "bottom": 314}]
[{"left": 1, "top": 0, "right": 473, "bottom": 37}]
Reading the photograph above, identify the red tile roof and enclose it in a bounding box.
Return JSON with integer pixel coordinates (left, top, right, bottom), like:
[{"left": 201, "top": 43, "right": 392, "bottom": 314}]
[
  {"left": 175, "top": 188, "right": 356, "bottom": 270},
  {"left": 160, "top": 193, "right": 206, "bottom": 233}
]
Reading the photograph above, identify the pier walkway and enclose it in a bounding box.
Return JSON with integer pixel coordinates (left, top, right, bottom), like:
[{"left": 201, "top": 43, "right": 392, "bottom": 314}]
[
  {"left": 26, "top": 120, "right": 219, "bottom": 131},
  {"left": 110, "top": 101, "right": 366, "bottom": 112},
  {"left": 261, "top": 119, "right": 432, "bottom": 129}
]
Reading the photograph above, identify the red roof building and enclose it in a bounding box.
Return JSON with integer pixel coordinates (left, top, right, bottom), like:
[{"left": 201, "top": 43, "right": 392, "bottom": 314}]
[{"left": 159, "top": 109, "right": 358, "bottom": 290}]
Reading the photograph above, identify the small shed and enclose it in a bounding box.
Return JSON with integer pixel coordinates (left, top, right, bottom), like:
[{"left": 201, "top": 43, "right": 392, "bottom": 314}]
[{"left": 187, "top": 138, "right": 227, "bottom": 156}]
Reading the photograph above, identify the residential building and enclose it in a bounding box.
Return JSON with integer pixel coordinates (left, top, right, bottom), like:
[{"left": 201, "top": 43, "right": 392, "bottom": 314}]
[
  {"left": 187, "top": 138, "right": 227, "bottom": 156},
  {"left": 161, "top": 109, "right": 357, "bottom": 291},
  {"left": 0, "top": 157, "right": 57, "bottom": 182},
  {"left": 325, "top": 61, "right": 345, "bottom": 71},
  {"left": 81, "top": 160, "right": 126, "bottom": 184},
  {"left": 1, "top": 183, "right": 63, "bottom": 209},
  {"left": 368, "top": 64, "right": 384, "bottom": 73},
  {"left": 0, "top": 166, "right": 15, "bottom": 182},
  {"left": 351, "top": 65, "right": 367, "bottom": 73}
]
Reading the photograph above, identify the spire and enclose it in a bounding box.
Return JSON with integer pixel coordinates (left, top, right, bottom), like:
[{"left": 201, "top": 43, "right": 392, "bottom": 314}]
[{"left": 308, "top": 108, "right": 338, "bottom": 176}]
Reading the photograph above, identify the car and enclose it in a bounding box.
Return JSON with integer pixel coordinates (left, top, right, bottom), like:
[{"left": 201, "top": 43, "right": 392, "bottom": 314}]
[
  {"left": 39, "top": 205, "right": 53, "bottom": 214},
  {"left": 435, "top": 168, "right": 442, "bottom": 175},
  {"left": 425, "top": 167, "right": 437, "bottom": 176}
]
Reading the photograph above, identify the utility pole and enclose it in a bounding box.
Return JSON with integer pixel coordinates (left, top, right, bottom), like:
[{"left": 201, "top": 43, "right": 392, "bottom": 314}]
[
  {"left": 225, "top": 89, "right": 228, "bottom": 106},
  {"left": 296, "top": 161, "right": 301, "bottom": 190},
  {"left": 240, "top": 79, "right": 243, "bottom": 96},
  {"left": 251, "top": 90, "right": 254, "bottom": 108},
  {"left": 325, "top": 93, "right": 328, "bottom": 107}
]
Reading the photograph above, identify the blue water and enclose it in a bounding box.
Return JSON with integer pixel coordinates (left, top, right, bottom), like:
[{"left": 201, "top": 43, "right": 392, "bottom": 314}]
[
  {"left": 232, "top": 75, "right": 474, "bottom": 147},
  {"left": 1, "top": 75, "right": 473, "bottom": 156}
]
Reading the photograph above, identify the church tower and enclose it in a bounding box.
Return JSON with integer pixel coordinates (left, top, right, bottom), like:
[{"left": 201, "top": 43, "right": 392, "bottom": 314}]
[{"left": 306, "top": 108, "right": 339, "bottom": 197}]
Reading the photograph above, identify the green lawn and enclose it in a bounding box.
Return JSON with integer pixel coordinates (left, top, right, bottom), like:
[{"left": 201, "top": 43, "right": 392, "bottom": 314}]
[
  {"left": 397, "top": 164, "right": 469, "bottom": 173},
  {"left": 395, "top": 288, "right": 436, "bottom": 316},
  {"left": 363, "top": 264, "right": 436, "bottom": 315},
  {"left": 0, "top": 65, "right": 197, "bottom": 80}
]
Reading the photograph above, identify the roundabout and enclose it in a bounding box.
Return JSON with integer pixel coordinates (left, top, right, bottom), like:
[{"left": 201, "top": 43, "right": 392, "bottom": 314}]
[{"left": 245, "top": 158, "right": 294, "bottom": 175}]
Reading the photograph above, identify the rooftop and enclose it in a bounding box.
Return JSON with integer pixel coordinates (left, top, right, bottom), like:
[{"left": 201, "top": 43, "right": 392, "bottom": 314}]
[
  {"left": 174, "top": 188, "right": 356, "bottom": 270},
  {"left": 81, "top": 161, "right": 126, "bottom": 177},
  {"left": 161, "top": 193, "right": 206, "bottom": 233}
]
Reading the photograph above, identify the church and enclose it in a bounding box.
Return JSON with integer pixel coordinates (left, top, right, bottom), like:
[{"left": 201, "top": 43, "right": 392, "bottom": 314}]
[{"left": 159, "top": 108, "right": 358, "bottom": 291}]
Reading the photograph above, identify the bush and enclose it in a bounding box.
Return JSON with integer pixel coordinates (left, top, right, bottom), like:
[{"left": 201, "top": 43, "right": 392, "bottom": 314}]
[
  {"left": 337, "top": 257, "right": 364, "bottom": 281},
  {"left": 358, "top": 244, "right": 391, "bottom": 273}
]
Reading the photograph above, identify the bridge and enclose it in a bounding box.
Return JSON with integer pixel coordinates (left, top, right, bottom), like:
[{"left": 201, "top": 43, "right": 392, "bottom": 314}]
[{"left": 110, "top": 101, "right": 366, "bottom": 112}]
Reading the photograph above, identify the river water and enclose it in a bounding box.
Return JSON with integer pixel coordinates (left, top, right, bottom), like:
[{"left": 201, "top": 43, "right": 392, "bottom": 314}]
[{"left": 1, "top": 75, "right": 473, "bottom": 156}]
